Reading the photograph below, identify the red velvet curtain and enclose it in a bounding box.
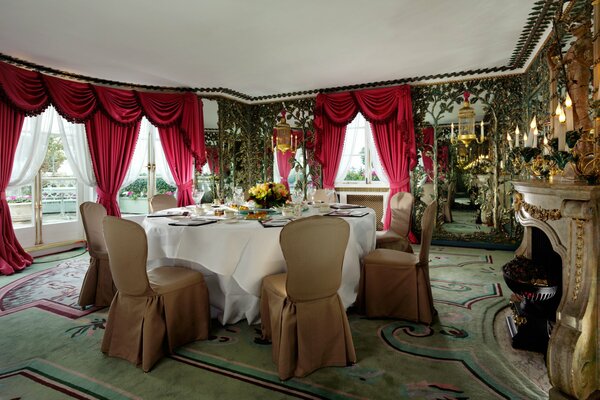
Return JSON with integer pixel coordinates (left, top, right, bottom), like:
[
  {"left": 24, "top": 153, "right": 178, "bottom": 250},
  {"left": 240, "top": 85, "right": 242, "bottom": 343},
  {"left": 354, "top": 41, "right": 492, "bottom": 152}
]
[
  {"left": 85, "top": 111, "right": 140, "bottom": 216},
  {"left": 0, "top": 61, "right": 205, "bottom": 274},
  {"left": 0, "top": 102, "right": 33, "bottom": 275},
  {"left": 205, "top": 147, "right": 219, "bottom": 175},
  {"left": 423, "top": 127, "right": 434, "bottom": 181},
  {"left": 314, "top": 86, "right": 417, "bottom": 230},
  {"left": 276, "top": 149, "right": 293, "bottom": 190},
  {"left": 314, "top": 93, "right": 357, "bottom": 189},
  {"left": 158, "top": 126, "right": 194, "bottom": 206}
]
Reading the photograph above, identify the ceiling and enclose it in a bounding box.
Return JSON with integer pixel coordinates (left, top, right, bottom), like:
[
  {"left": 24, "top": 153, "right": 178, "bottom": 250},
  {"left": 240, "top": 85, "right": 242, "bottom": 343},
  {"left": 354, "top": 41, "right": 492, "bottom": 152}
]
[{"left": 1, "top": 0, "right": 551, "bottom": 104}]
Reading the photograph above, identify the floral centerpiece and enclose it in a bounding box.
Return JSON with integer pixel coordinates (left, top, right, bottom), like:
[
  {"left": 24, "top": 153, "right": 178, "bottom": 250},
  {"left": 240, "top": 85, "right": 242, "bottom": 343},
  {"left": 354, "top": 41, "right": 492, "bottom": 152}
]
[{"left": 247, "top": 182, "right": 290, "bottom": 209}]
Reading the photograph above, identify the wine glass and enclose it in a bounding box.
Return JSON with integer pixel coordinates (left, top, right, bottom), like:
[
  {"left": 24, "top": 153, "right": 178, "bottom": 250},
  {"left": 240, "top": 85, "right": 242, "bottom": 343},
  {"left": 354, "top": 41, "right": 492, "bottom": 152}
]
[
  {"left": 291, "top": 188, "right": 303, "bottom": 204},
  {"left": 234, "top": 186, "right": 244, "bottom": 205},
  {"left": 326, "top": 188, "right": 336, "bottom": 204},
  {"left": 193, "top": 188, "right": 205, "bottom": 206},
  {"left": 307, "top": 185, "right": 316, "bottom": 204}
]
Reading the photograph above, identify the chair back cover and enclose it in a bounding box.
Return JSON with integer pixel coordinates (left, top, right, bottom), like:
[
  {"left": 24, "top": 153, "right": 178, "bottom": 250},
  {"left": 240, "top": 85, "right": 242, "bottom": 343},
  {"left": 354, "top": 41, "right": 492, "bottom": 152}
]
[
  {"left": 388, "top": 191, "right": 414, "bottom": 237},
  {"left": 419, "top": 201, "right": 438, "bottom": 266},
  {"left": 280, "top": 215, "right": 349, "bottom": 302},
  {"left": 421, "top": 182, "right": 434, "bottom": 205},
  {"left": 80, "top": 202, "right": 108, "bottom": 257},
  {"left": 312, "top": 189, "right": 336, "bottom": 203},
  {"left": 103, "top": 216, "right": 152, "bottom": 297},
  {"left": 150, "top": 194, "right": 177, "bottom": 213}
]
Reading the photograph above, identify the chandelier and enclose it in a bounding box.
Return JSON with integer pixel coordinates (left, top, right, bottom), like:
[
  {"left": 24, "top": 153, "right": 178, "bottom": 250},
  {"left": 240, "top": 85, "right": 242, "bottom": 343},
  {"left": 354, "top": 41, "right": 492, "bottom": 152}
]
[
  {"left": 273, "top": 111, "right": 293, "bottom": 153},
  {"left": 450, "top": 92, "right": 485, "bottom": 148}
]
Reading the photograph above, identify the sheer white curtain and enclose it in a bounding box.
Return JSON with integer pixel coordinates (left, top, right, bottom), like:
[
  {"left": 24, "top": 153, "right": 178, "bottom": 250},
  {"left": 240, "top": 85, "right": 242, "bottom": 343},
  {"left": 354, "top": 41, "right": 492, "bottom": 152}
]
[
  {"left": 153, "top": 124, "right": 176, "bottom": 187},
  {"left": 120, "top": 118, "right": 150, "bottom": 190},
  {"left": 8, "top": 107, "right": 54, "bottom": 188},
  {"left": 57, "top": 111, "right": 97, "bottom": 187},
  {"left": 335, "top": 118, "right": 362, "bottom": 182},
  {"left": 367, "top": 127, "right": 388, "bottom": 184}
]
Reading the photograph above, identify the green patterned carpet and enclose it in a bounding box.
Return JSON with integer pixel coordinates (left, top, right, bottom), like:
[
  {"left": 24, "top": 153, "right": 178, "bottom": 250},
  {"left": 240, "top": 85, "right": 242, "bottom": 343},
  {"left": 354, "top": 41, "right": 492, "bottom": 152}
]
[{"left": 0, "top": 247, "right": 548, "bottom": 399}]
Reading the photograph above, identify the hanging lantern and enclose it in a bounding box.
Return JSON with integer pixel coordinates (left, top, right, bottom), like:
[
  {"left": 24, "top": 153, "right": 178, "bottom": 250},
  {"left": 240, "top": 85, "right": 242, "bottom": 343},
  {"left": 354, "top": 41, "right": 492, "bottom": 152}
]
[
  {"left": 274, "top": 112, "right": 292, "bottom": 152},
  {"left": 457, "top": 91, "right": 477, "bottom": 147}
]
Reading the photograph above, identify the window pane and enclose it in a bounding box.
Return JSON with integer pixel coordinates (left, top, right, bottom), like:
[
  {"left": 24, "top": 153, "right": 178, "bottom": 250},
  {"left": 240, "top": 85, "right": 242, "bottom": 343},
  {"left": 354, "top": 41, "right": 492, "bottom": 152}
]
[{"left": 41, "top": 135, "right": 78, "bottom": 223}]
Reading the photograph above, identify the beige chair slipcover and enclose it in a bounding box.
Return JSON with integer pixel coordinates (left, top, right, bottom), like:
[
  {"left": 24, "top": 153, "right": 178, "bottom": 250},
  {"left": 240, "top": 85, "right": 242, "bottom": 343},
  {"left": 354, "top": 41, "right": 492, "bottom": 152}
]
[
  {"left": 362, "top": 201, "right": 438, "bottom": 325},
  {"left": 149, "top": 194, "right": 177, "bottom": 213},
  {"left": 101, "top": 216, "right": 210, "bottom": 372},
  {"left": 312, "top": 189, "right": 337, "bottom": 203},
  {"left": 78, "top": 202, "right": 115, "bottom": 308},
  {"left": 441, "top": 180, "right": 455, "bottom": 223},
  {"left": 421, "top": 182, "right": 435, "bottom": 205},
  {"left": 376, "top": 191, "right": 414, "bottom": 253},
  {"left": 260, "top": 215, "right": 356, "bottom": 380}
]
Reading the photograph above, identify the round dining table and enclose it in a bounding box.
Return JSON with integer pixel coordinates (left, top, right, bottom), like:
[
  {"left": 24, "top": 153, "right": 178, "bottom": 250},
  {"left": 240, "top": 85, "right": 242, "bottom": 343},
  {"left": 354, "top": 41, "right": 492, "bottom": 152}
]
[{"left": 143, "top": 207, "right": 376, "bottom": 325}]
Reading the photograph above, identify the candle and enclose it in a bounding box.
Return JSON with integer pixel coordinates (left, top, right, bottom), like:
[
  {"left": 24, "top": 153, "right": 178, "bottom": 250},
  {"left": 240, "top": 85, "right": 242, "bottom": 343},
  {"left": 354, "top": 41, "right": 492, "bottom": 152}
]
[
  {"left": 530, "top": 116, "right": 537, "bottom": 146},
  {"left": 507, "top": 131, "right": 513, "bottom": 150},
  {"left": 480, "top": 121, "right": 484, "bottom": 142},
  {"left": 451, "top": 122, "right": 455, "bottom": 142},
  {"left": 564, "top": 94, "right": 574, "bottom": 131},
  {"left": 515, "top": 126, "right": 520, "bottom": 148},
  {"left": 543, "top": 134, "right": 549, "bottom": 155},
  {"left": 523, "top": 131, "right": 529, "bottom": 148}
]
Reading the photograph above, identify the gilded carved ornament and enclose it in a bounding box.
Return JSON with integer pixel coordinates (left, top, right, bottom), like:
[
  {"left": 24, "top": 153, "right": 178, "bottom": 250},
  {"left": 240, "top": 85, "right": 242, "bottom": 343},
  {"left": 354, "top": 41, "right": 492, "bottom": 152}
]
[{"left": 513, "top": 192, "right": 562, "bottom": 221}]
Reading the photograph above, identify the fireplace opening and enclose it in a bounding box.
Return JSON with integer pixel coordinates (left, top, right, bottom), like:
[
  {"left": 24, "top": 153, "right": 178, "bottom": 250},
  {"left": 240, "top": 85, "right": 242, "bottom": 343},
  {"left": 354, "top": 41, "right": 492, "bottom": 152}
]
[{"left": 502, "top": 227, "right": 562, "bottom": 354}]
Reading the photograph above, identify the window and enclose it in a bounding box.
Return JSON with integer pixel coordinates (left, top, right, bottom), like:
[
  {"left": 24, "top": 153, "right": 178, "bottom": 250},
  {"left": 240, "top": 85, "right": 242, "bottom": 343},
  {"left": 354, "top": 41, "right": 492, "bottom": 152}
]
[
  {"left": 8, "top": 107, "right": 83, "bottom": 229},
  {"left": 118, "top": 119, "right": 177, "bottom": 215},
  {"left": 335, "top": 114, "right": 386, "bottom": 185}
]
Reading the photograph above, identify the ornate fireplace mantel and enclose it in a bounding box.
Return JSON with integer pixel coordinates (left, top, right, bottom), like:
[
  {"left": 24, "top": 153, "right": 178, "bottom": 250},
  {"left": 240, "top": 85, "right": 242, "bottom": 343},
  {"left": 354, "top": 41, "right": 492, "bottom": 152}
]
[{"left": 512, "top": 180, "right": 599, "bottom": 400}]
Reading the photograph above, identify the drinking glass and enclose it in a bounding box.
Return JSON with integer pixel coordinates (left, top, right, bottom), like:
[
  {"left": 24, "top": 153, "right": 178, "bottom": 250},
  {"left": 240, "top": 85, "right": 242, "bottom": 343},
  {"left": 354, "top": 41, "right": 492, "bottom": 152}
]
[
  {"left": 291, "top": 188, "right": 303, "bottom": 204},
  {"left": 193, "top": 188, "right": 205, "bottom": 205},
  {"left": 307, "top": 185, "right": 316, "bottom": 204},
  {"left": 234, "top": 186, "right": 244, "bottom": 204}
]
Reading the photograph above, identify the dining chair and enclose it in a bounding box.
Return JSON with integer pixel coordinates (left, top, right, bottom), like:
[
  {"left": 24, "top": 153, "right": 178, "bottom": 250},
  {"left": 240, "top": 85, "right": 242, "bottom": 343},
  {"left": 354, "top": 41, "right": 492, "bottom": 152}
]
[
  {"left": 440, "top": 180, "right": 455, "bottom": 223},
  {"left": 101, "top": 216, "right": 211, "bottom": 372},
  {"left": 260, "top": 215, "right": 356, "bottom": 380},
  {"left": 78, "top": 202, "right": 115, "bottom": 308},
  {"left": 312, "top": 188, "right": 337, "bottom": 203},
  {"left": 375, "top": 191, "right": 414, "bottom": 253},
  {"left": 421, "top": 182, "right": 435, "bottom": 205},
  {"left": 149, "top": 193, "right": 177, "bottom": 213},
  {"left": 361, "top": 200, "right": 438, "bottom": 325}
]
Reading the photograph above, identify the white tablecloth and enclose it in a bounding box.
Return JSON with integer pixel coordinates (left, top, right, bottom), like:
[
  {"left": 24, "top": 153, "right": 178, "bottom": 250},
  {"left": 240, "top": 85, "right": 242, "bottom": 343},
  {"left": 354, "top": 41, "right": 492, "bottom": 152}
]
[{"left": 143, "top": 208, "right": 376, "bottom": 325}]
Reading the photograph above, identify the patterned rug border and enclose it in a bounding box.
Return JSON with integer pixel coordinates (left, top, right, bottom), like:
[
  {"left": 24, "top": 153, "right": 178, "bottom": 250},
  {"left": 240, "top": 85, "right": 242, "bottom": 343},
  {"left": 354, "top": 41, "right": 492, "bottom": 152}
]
[
  {"left": 173, "top": 348, "right": 368, "bottom": 400},
  {"left": 431, "top": 280, "right": 504, "bottom": 309},
  {"left": 0, "top": 359, "right": 139, "bottom": 400},
  {"left": 0, "top": 262, "right": 100, "bottom": 319}
]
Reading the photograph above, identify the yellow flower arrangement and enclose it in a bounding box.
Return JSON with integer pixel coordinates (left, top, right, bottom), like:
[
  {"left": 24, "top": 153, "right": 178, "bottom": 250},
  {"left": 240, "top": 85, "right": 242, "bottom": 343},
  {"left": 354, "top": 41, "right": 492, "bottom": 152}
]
[{"left": 247, "top": 182, "right": 290, "bottom": 208}]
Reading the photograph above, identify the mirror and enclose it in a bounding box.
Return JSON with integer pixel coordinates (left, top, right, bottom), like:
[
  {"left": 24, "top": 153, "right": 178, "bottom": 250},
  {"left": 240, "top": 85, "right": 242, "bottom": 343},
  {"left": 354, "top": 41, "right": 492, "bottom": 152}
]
[{"left": 413, "top": 81, "right": 522, "bottom": 248}]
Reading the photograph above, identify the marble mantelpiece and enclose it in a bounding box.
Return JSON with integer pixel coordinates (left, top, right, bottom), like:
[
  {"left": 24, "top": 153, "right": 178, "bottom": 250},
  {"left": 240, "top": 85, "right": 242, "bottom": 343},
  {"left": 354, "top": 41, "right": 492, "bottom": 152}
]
[{"left": 512, "top": 180, "right": 599, "bottom": 400}]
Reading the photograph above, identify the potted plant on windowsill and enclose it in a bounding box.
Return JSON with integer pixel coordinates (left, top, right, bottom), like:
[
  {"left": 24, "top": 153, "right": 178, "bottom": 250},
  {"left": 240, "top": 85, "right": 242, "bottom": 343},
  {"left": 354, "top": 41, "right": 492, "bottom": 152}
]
[{"left": 7, "top": 195, "right": 33, "bottom": 222}]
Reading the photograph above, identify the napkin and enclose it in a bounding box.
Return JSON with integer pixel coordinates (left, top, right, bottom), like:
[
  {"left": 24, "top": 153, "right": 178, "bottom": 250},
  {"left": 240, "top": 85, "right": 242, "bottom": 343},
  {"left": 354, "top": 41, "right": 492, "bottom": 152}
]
[
  {"left": 168, "top": 219, "right": 218, "bottom": 227},
  {"left": 329, "top": 203, "right": 366, "bottom": 209},
  {"left": 325, "top": 210, "right": 368, "bottom": 217}
]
